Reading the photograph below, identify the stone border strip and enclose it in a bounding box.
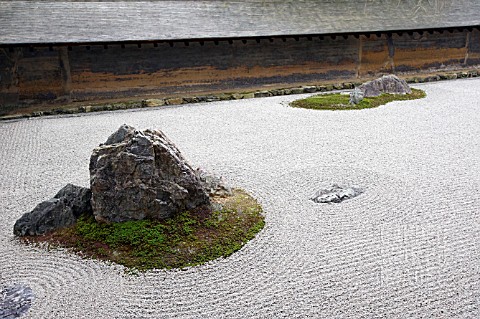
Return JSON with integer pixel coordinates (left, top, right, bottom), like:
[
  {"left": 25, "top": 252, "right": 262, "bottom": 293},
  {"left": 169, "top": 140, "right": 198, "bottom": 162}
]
[{"left": 1, "top": 69, "right": 478, "bottom": 121}]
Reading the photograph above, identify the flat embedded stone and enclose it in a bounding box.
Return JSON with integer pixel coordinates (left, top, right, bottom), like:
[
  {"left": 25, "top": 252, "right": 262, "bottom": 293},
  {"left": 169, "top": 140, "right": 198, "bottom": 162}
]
[{"left": 310, "top": 184, "right": 363, "bottom": 204}]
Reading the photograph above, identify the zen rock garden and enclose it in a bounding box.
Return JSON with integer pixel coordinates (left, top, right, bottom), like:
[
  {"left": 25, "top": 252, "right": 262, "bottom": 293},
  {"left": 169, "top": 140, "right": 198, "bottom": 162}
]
[
  {"left": 13, "top": 124, "right": 264, "bottom": 270},
  {"left": 4, "top": 74, "right": 479, "bottom": 318},
  {"left": 12, "top": 75, "right": 421, "bottom": 269},
  {"left": 12, "top": 74, "right": 422, "bottom": 272}
]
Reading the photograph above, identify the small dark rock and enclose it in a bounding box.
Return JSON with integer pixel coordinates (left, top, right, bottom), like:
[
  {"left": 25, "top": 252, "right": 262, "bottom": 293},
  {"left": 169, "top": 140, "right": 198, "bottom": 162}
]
[
  {"left": 316, "top": 86, "right": 327, "bottom": 92},
  {"left": 90, "top": 105, "right": 105, "bottom": 112},
  {"left": 231, "top": 93, "right": 243, "bottom": 100},
  {"left": 142, "top": 99, "right": 166, "bottom": 107},
  {"left": 425, "top": 75, "right": 440, "bottom": 82},
  {"left": 215, "top": 94, "right": 231, "bottom": 101},
  {"left": 183, "top": 97, "right": 199, "bottom": 103},
  {"left": 0, "top": 284, "right": 34, "bottom": 319},
  {"left": 303, "top": 86, "right": 317, "bottom": 93},
  {"left": 13, "top": 184, "right": 92, "bottom": 236},
  {"left": 445, "top": 73, "right": 457, "bottom": 80},
  {"left": 112, "top": 103, "right": 127, "bottom": 110},
  {"left": 269, "top": 89, "right": 283, "bottom": 96},
  {"left": 468, "top": 70, "right": 478, "bottom": 77},
  {"left": 439, "top": 74, "right": 448, "bottom": 80},
  {"left": 165, "top": 97, "right": 184, "bottom": 105},
  {"left": 290, "top": 88, "right": 304, "bottom": 94},
  {"left": 254, "top": 91, "right": 271, "bottom": 98},
  {"left": 205, "top": 96, "right": 220, "bottom": 102}
]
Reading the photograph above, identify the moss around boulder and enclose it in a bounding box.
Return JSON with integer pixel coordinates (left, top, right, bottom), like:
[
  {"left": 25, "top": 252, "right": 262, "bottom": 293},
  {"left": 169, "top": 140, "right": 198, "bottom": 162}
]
[
  {"left": 21, "top": 189, "right": 265, "bottom": 271},
  {"left": 15, "top": 125, "right": 264, "bottom": 271},
  {"left": 290, "top": 88, "right": 426, "bottom": 110}
]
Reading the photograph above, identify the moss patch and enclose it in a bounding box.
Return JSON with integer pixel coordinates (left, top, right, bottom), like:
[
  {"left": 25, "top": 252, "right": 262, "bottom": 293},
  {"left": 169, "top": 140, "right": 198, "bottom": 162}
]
[
  {"left": 22, "top": 189, "right": 264, "bottom": 271},
  {"left": 290, "top": 88, "right": 426, "bottom": 110}
]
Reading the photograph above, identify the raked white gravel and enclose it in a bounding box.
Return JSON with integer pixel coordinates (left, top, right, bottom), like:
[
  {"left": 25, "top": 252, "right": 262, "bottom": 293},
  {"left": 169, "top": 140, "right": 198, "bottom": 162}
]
[{"left": 1, "top": 78, "right": 479, "bottom": 318}]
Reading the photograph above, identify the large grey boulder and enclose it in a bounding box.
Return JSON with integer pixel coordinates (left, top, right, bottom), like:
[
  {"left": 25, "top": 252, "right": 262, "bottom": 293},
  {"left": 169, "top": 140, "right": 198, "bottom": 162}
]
[
  {"left": 359, "top": 75, "right": 411, "bottom": 97},
  {"left": 90, "top": 124, "right": 210, "bottom": 222},
  {"left": 13, "top": 184, "right": 92, "bottom": 236}
]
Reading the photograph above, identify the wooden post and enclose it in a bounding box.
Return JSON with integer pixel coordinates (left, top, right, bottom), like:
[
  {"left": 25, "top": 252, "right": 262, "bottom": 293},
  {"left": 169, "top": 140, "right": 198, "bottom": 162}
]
[
  {"left": 464, "top": 31, "right": 471, "bottom": 65},
  {"left": 0, "top": 48, "right": 21, "bottom": 107},
  {"left": 58, "top": 46, "right": 72, "bottom": 99},
  {"left": 356, "top": 36, "right": 363, "bottom": 78}
]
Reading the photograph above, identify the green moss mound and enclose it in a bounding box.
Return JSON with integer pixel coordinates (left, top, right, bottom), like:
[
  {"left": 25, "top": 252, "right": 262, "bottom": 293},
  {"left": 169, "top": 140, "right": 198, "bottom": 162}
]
[
  {"left": 290, "top": 88, "right": 426, "bottom": 110},
  {"left": 25, "top": 189, "right": 264, "bottom": 271}
]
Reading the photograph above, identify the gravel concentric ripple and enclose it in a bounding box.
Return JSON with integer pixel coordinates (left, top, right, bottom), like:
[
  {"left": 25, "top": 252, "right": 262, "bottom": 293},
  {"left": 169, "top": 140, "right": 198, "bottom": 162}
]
[{"left": 1, "top": 78, "right": 479, "bottom": 318}]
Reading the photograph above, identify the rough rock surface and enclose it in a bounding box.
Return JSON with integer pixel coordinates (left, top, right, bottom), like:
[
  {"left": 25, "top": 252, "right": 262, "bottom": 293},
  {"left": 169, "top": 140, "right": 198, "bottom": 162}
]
[
  {"left": 90, "top": 124, "right": 210, "bottom": 222},
  {"left": 359, "top": 75, "right": 412, "bottom": 97},
  {"left": 349, "top": 87, "right": 364, "bottom": 104},
  {"left": 13, "top": 184, "right": 92, "bottom": 236},
  {"left": 196, "top": 168, "right": 233, "bottom": 197},
  {"left": 310, "top": 184, "right": 363, "bottom": 203},
  {"left": 0, "top": 284, "right": 34, "bottom": 319}
]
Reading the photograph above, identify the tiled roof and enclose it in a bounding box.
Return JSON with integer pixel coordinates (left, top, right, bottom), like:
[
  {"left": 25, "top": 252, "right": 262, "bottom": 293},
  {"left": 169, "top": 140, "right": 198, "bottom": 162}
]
[{"left": 1, "top": 0, "right": 479, "bottom": 45}]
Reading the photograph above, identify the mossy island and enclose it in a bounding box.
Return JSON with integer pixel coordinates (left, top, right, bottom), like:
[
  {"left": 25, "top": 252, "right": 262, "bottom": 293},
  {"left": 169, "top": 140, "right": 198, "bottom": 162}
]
[
  {"left": 14, "top": 125, "right": 265, "bottom": 271},
  {"left": 290, "top": 88, "right": 426, "bottom": 110},
  {"left": 21, "top": 189, "right": 264, "bottom": 271},
  {"left": 291, "top": 75, "right": 426, "bottom": 110}
]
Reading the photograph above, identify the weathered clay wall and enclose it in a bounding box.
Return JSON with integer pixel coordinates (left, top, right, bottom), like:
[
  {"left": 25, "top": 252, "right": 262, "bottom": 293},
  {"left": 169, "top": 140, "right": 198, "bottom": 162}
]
[
  {"left": 66, "top": 36, "right": 358, "bottom": 101},
  {"left": 0, "top": 28, "right": 478, "bottom": 113},
  {"left": 0, "top": 47, "right": 69, "bottom": 110},
  {"left": 0, "top": 48, "right": 21, "bottom": 106}
]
